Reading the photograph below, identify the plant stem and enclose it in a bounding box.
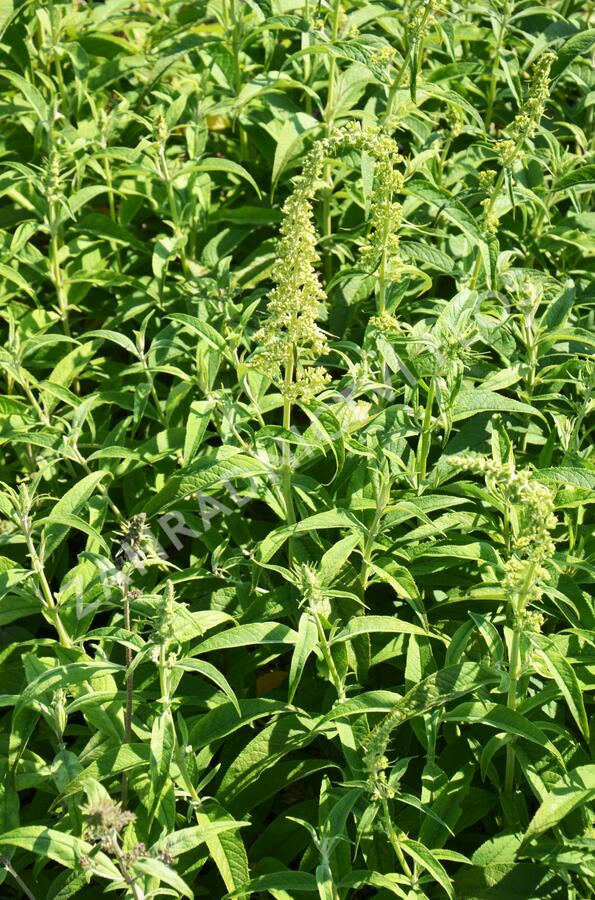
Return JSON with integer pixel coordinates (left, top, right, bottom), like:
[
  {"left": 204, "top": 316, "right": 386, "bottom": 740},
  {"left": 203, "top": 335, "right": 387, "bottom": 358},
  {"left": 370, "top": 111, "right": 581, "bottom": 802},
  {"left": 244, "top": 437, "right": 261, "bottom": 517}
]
[
  {"left": 358, "top": 477, "right": 389, "bottom": 599},
  {"left": 377, "top": 213, "right": 391, "bottom": 315},
  {"left": 49, "top": 222, "right": 70, "bottom": 336},
  {"left": 385, "top": 2, "right": 434, "bottom": 122},
  {"left": 302, "top": 0, "right": 312, "bottom": 114},
  {"left": 321, "top": 0, "right": 342, "bottom": 281},
  {"left": 281, "top": 355, "right": 296, "bottom": 531},
  {"left": 469, "top": 169, "right": 504, "bottom": 289},
  {"left": 484, "top": 3, "right": 510, "bottom": 128},
  {"left": 416, "top": 376, "right": 435, "bottom": 489},
  {"left": 121, "top": 586, "right": 134, "bottom": 805},
  {"left": 19, "top": 370, "right": 50, "bottom": 426},
  {"left": 504, "top": 626, "right": 521, "bottom": 794},
  {"left": 103, "top": 156, "right": 122, "bottom": 271},
  {"left": 311, "top": 607, "right": 345, "bottom": 700},
  {"left": 1, "top": 857, "right": 38, "bottom": 900},
  {"left": 381, "top": 795, "right": 413, "bottom": 881},
  {"left": 504, "top": 559, "right": 536, "bottom": 795},
  {"left": 159, "top": 146, "right": 189, "bottom": 276},
  {"left": 22, "top": 520, "right": 71, "bottom": 647},
  {"left": 384, "top": 54, "right": 410, "bottom": 121}
]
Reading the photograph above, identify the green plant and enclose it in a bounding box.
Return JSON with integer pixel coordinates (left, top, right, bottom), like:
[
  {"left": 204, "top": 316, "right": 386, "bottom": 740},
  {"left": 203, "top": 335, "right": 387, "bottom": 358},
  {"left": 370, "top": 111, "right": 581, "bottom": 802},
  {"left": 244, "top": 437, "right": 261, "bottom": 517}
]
[{"left": 0, "top": 1, "right": 593, "bottom": 898}]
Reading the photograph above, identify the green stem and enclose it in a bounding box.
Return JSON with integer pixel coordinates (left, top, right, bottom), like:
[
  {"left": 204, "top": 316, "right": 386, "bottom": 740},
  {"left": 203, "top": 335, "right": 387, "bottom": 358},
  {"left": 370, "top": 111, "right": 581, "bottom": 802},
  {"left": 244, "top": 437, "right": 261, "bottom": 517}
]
[
  {"left": 358, "top": 483, "right": 388, "bottom": 599},
  {"left": 381, "top": 795, "right": 413, "bottom": 881},
  {"left": 520, "top": 317, "right": 538, "bottom": 453},
  {"left": 416, "top": 376, "right": 435, "bottom": 488},
  {"left": 121, "top": 588, "right": 134, "bottom": 805},
  {"left": 504, "top": 558, "right": 537, "bottom": 795},
  {"left": 281, "top": 355, "right": 296, "bottom": 531},
  {"left": 321, "top": 0, "right": 342, "bottom": 281},
  {"left": 23, "top": 523, "right": 71, "bottom": 647},
  {"left": 302, "top": 0, "right": 312, "bottom": 114},
  {"left": 19, "top": 370, "right": 50, "bottom": 426},
  {"left": 385, "top": 2, "right": 434, "bottom": 122},
  {"left": 49, "top": 225, "right": 70, "bottom": 336},
  {"left": 469, "top": 169, "right": 505, "bottom": 289},
  {"left": 74, "top": 450, "right": 122, "bottom": 520},
  {"left": 504, "top": 626, "right": 522, "bottom": 794},
  {"left": 484, "top": 4, "right": 510, "bottom": 128},
  {"left": 1, "top": 857, "right": 38, "bottom": 900},
  {"left": 384, "top": 53, "right": 410, "bottom": 121},
  {"left": 311, "top": 607, "right": 345, "bottom": 700},
  {"left": 103, "top": 157, "right": 122, "bottom": 271},
  {"left": 159, "top": 147, "right": 189, "bottom": 276},
  {"left": 377, "top": 210, "right": 391, "bottom": 315},
  {"left": 159, "top": 644, "right": 171, "bottom": 709}
]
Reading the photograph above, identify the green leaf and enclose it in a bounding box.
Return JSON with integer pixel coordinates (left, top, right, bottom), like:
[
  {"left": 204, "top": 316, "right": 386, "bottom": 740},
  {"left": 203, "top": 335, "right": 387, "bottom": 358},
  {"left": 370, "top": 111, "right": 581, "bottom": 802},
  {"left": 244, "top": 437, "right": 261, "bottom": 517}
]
[
  {"left": 401, "top": 838, "right": 454, "bottom": 898},
  {"left": 169, "top": 313, "right": 234, "bottom": 361},
  {"left": 194, "top": 622, "right": 297, "bottom": 655},
  {"left": 42, "top": 471, "right": 110, "bottom": 559},
  {"left": 331, "top": 615, "right": 434, "bottom": 643},
  {"left": 0, "top": 827, "right": 120, "bottom": 879},
  {"left": 177, "top": 657, "right": 240, "bottom": 713},
  {"left": 443, "top": 702, "right": 564, "bottom": 765},
  {"left": 193, "top": 157, "right": 261, "bottom": 197},
  {"left": 133, "top": 857, "right": 193, "bottom": 897},
  {"left": 0, "top": 70, "right": 48, "bottom": 119},
  {"left": 86, "top": 329, "right": 140, "bottom": 357},
  {"left": 195, "top": 802, "right": 250, "bottom": 897},
  {"left": 155, "top": 820, "right": 250, "bottom": 858},
  {"left": 530, "top": 635, "right": 589, "bottom": 739},
  {"left": 226, "top": 871, "right": 317, "bottom": 896},
  {"left": 553, "top": 165, "right": 595, "bottom": 192},
  {"left": 183, "top": 399, "right": 216, "bottom": 465},
  {"left": 404, "top": 177, "right": 485, "bottom": 247},
  {"left": 0, "top": 262, "right": 35, "bottom": 296},
  {"left": 257, "top": 510, "right": 364, "bottom": 564},
  {"left": 140, "top": 448, "right": 271, "bottom": 516},
  {"left": 523, "top": 765, "right": 595, "bottom": 840},
  {"left": 288, "top": 612, "right": 318, "bottom": 703},
  {"left": 452, "top": 390, "right": 541, "bottom": 422},
  {"left": 148, "top": 708, "right": 176, "bottom": 825},
  {"left": 551, "top": 29, "right": 595, "bottom": 80},
  {"left": 189, "top": 698, "right": 288, "bottom": 749},
  {"left": 364, "top": 664, "right": 500, "bottom": 763},
  {"left": 38, "top": 513, "right": 110, "bottom": 555}
]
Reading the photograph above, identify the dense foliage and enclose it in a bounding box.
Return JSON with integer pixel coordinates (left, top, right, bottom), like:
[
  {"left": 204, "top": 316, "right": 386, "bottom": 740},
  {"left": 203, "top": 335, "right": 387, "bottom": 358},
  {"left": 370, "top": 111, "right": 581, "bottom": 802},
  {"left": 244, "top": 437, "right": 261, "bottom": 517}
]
[{"left": 0, "top": 1, "right": 593, "bottom": 897}]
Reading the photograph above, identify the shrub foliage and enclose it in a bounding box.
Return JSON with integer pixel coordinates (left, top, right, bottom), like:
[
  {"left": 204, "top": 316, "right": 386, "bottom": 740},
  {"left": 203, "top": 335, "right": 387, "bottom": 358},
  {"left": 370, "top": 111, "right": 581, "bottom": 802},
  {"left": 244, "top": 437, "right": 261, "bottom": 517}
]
[{"left": 0, "top": 0, "right": 593, "bottom": 898}]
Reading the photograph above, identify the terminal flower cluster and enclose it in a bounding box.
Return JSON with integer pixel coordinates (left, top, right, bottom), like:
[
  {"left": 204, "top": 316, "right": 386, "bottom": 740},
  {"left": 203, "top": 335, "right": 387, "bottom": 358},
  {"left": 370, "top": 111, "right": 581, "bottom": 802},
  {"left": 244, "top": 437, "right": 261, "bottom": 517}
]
[
  {"left": 496, "top": 50, "right": 556, "bottom": 168},
  {"left": 253, "top": 123, "right": 404, "bottom": 400}
]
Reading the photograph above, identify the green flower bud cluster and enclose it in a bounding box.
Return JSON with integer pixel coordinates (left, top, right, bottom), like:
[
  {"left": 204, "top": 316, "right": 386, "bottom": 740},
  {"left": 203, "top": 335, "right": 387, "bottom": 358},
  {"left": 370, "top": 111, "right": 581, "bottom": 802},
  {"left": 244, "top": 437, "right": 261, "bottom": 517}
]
[
  {"left": 366, "top": 756, "right": 397, "bottom": 801},
  {"left": 46, "top": 154, "right": 62, "bottom": 206},
  {"left": 513, "top": 606, "right": 545, "bottom": 634},
  {"left": 444, "top": 104, "right": 463, "bottom": 138},
  {"left": 253, "top": 123, "right": 404, "bottom": 400},
  {"left": 496, "top": 51, "right": 556, "bottom": 168},
  {"left": 295, "top": 562, "right": 332, "bottom": 618},
  {"left": 82, "top": 798, "right": 135, "bottom": 845},
  {"left": 449, "top": 454, "right": 557, "bottom": 608},
  {"left": 370, "top": 45, "right": 396, "bottom": 66},
  {"left": 153, "top": 107, "right": 168, "bottom": 146},
  {"left": 449, "top": 454, "right": 557, "bottom": 556},
  {"left": 364, "top": 702, "right": 413, "bottom": 774},
  {"left": 409, "top": 0, "right": 440, "bottom": 43},
  {"left": 155, "top": 580, "right": 179, "bottom": 644},
  {"left": 479, "top": 169, "right": 498, "bottom": 235},
  {"left": 369, "top": 311, "right": 403, "bottom": 334}
]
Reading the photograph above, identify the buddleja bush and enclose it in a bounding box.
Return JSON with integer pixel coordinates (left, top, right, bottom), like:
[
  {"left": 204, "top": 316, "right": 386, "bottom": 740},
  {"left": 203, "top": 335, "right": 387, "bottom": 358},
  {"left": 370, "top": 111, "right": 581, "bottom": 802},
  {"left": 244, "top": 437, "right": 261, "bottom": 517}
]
[{"left": 0, "top": 0, "right": 593, "bottom": 897}]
